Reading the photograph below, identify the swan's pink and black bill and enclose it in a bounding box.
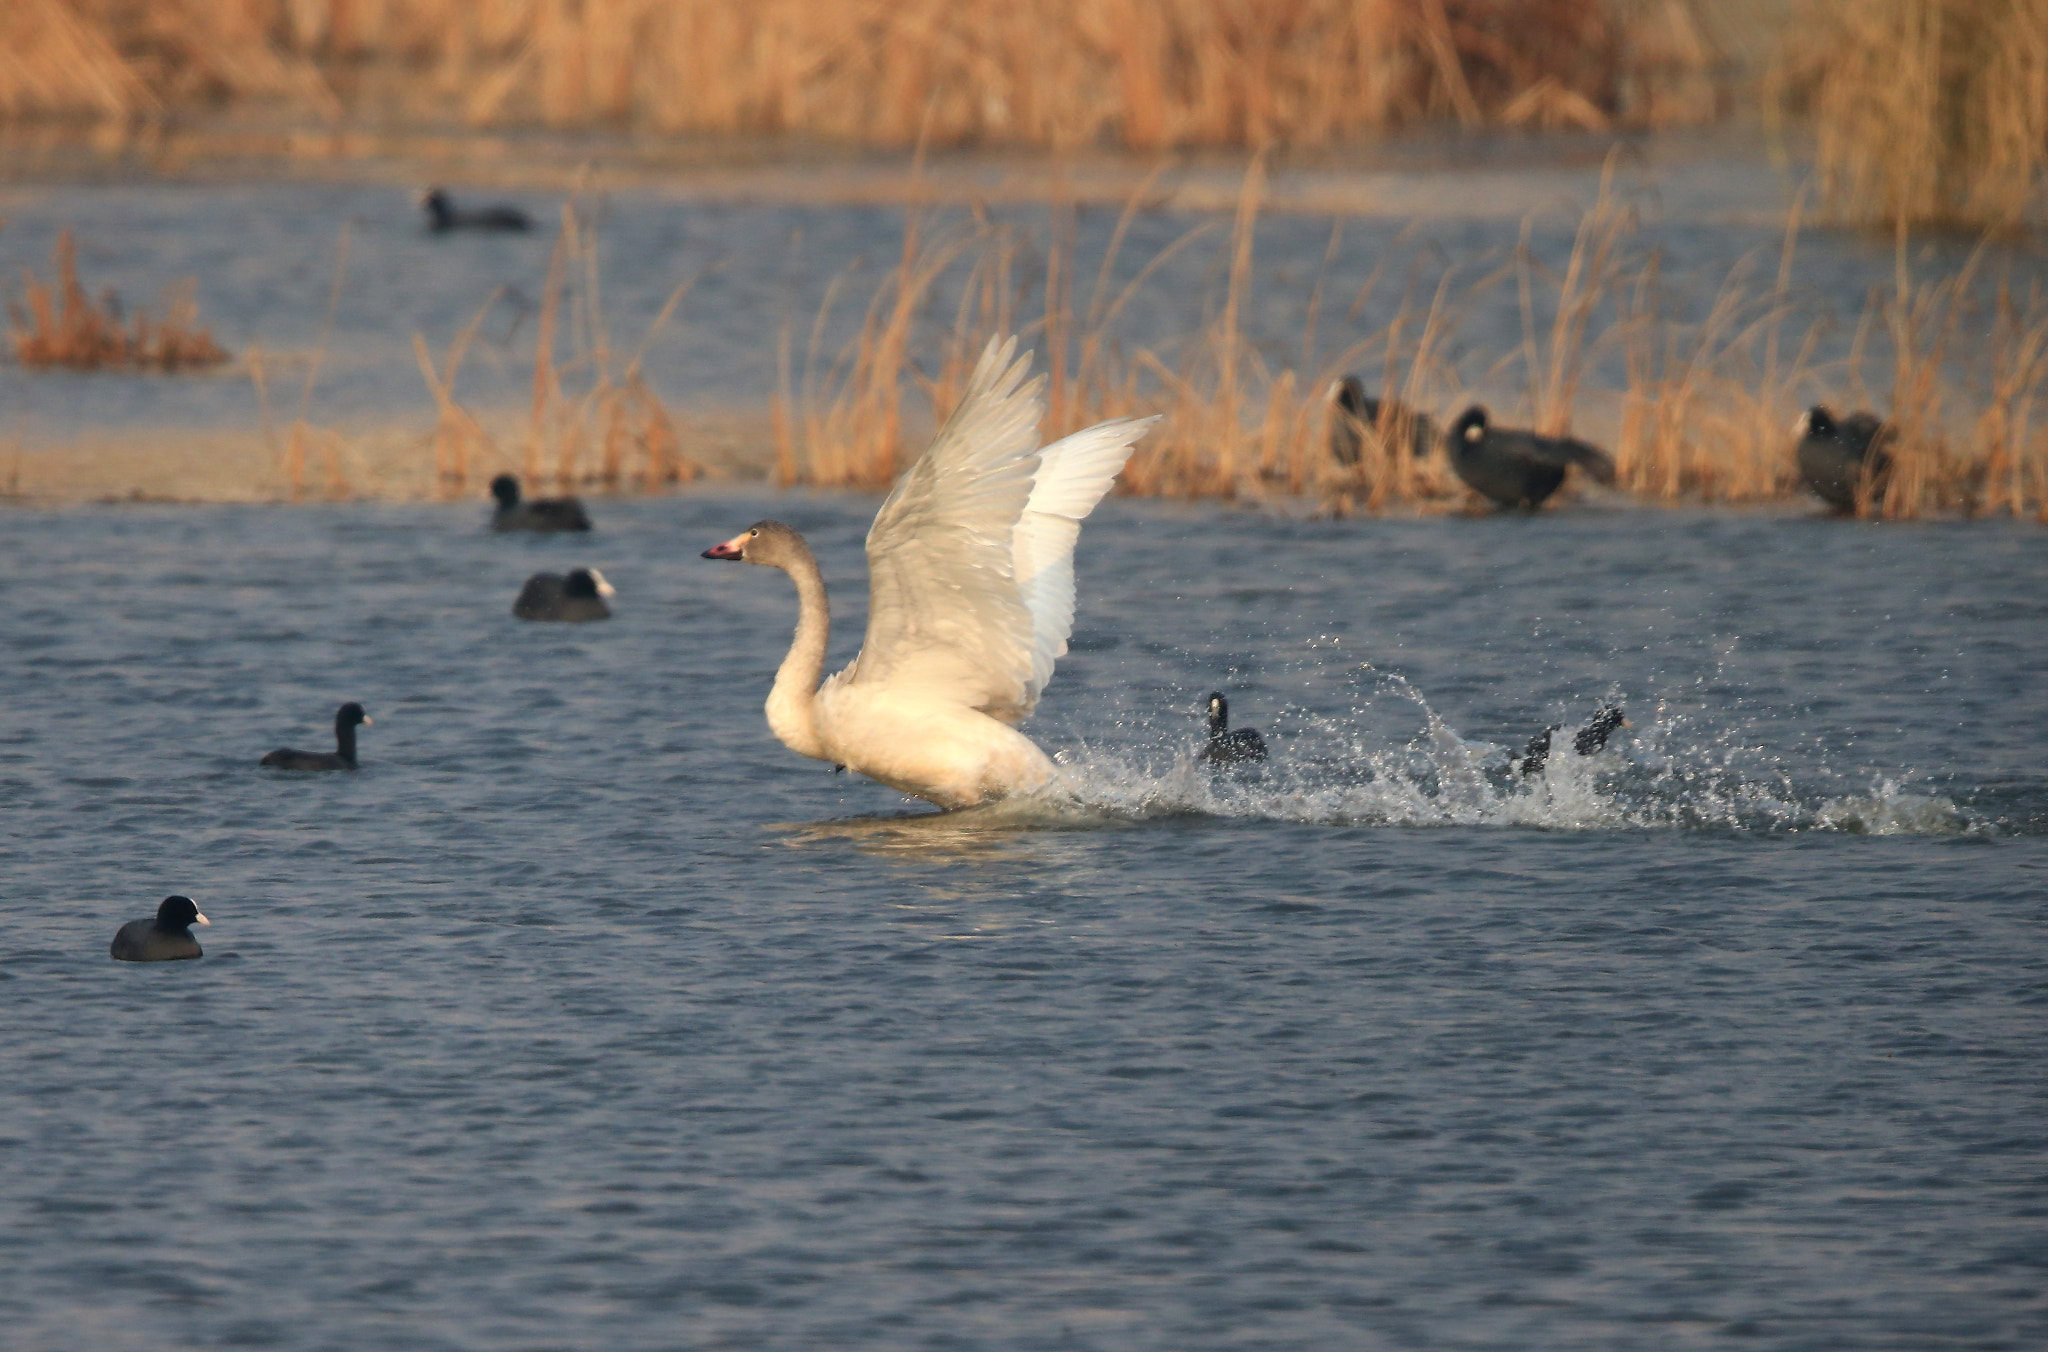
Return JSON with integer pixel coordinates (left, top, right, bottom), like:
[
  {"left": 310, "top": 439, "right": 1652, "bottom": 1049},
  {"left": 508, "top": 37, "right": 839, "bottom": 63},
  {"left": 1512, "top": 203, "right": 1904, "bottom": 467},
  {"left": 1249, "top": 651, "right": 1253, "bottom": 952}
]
[{"left": 702, "top": 534, "right": 746, "bottom": 561}]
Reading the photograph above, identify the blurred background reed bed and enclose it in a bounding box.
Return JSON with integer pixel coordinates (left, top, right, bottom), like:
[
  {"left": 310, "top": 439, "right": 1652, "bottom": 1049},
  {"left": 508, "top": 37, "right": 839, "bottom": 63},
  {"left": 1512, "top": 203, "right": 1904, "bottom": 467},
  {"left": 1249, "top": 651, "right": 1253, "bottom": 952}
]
[
  {"left": 3, "top": 2, "right": 2042, "bottom": 231},
  {"left": 1, "top": 0, "right": 1726, "bottom": 146}
]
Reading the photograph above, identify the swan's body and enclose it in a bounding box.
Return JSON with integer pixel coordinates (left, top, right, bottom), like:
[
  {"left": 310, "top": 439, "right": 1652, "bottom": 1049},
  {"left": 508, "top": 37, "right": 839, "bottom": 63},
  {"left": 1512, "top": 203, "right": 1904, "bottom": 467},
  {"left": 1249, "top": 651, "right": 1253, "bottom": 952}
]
[{"left": 704, "top": 338, "right": 1158, "bottom": 809}]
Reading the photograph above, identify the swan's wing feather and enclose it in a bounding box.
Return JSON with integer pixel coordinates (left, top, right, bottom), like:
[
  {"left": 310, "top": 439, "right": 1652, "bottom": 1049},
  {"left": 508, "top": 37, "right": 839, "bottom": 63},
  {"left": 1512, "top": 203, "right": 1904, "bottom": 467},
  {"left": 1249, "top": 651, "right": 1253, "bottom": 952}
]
[
  {"left": 845, "top": 337, "right": 1046, "bottom": 718},
  {"left": 1013, "top": 414, "right": 1160, "bottom": 702}
]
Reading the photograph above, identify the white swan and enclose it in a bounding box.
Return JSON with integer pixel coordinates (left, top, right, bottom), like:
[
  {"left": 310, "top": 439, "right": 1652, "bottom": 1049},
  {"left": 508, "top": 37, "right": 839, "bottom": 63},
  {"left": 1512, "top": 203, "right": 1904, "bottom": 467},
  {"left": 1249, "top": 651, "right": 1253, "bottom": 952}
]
[{"left": 702, "top": 336, "right": 1158, "bottom": 809}]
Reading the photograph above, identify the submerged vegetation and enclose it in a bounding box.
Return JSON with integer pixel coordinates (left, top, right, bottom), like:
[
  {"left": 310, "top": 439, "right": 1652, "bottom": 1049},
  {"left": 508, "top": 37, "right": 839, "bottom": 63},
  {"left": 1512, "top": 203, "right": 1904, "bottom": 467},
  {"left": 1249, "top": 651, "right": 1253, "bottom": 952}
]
[{"left": 7, "top": 228, "right": 229, "bottom": 372}]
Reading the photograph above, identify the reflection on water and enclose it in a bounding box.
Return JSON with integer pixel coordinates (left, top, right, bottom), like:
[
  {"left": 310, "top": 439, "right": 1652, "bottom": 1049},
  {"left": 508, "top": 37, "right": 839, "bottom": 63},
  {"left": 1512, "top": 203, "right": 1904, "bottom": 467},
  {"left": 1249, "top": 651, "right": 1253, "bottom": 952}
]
[{"left": 1, "top": 496, "right": 2043, "bottom": 1350}]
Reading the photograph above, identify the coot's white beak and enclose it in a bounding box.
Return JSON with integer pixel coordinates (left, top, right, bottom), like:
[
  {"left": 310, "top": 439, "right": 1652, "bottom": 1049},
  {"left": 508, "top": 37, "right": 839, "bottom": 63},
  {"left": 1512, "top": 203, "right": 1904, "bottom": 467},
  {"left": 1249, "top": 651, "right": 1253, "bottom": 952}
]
[{"left": 193, "top": 911, "right": 210, "bottom": 926}]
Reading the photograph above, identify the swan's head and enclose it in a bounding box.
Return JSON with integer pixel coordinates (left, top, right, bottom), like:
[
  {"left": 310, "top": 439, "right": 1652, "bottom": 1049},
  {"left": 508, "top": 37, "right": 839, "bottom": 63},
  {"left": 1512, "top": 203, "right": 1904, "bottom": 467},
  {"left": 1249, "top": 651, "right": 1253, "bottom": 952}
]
[{"left": 702, "top": 520, "right": 801, "bottom": 566}]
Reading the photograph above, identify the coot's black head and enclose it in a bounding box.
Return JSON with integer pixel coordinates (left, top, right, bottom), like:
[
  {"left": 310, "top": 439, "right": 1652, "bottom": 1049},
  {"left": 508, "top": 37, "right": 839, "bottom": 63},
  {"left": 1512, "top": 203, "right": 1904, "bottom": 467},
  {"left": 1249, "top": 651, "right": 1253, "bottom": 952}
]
[
  {"left": 421, "top": 187, "right": 453, "bottom": 223},
  {"left": 1331, "top": 376, "right": 1366, "bottom": 417},
  {"left": 490, "top": 474, "right": 521, "bottom": 508},
  {"left": 336, "top": 702, "right": 371, "bottom": 729},
  {"left": 1453, "top": 406, "right": 1490, "bottom": 443},
  {"left": 1206, "top": 692, "right": 1229, "bottom": 732},
  {"left": 157, "top": 895, "right": 209, "bottom": 930},
  {"left": 564, "top": 568, "right": 616, "bottom": 599},
  {"left": 1800, "top": 405, "right": 1837, "bottom": 438}
]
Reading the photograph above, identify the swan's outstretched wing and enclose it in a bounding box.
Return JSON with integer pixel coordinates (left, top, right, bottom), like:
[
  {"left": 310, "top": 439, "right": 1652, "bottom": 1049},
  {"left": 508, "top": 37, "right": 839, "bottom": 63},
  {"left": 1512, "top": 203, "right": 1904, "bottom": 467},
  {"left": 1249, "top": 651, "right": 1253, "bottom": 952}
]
[
  {"left": 844, "top": 337, "right": 1047, "bottom": 719},
  {"left": 1012, "top": 414, "right": 1159, "bottom": 704}
]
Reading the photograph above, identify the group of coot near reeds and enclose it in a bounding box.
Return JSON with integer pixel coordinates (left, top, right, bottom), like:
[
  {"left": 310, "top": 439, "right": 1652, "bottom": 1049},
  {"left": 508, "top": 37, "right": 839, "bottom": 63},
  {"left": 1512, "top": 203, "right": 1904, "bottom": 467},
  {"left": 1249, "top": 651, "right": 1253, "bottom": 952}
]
[{"left": 1327, "top": 380, "right": 1893, "bottom": 513}]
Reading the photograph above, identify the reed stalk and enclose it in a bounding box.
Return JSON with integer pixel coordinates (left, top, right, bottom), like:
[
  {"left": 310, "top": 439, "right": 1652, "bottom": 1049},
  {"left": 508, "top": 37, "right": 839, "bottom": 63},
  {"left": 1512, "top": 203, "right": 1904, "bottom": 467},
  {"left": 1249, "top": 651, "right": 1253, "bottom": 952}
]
[{"left": 415, "top": 199, "right": 704, "bottom": 498}]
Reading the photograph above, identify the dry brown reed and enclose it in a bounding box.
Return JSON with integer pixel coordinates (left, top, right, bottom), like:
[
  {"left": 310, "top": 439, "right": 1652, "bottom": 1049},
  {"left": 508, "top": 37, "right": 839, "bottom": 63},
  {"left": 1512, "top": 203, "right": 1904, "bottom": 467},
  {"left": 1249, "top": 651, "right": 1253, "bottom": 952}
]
[
  {"left": 6, "top": 1, "right": 1726, "bottom": 147},
  {"left": 777, "top": 166, "right": 2048, "bottom": 519},
  {"left": 8, "top": 228, "right": 229, "bottom": 372},
  {"left": 245, "top": 226, "right": 351, "bottom": 499},
  {"left": 1773, "top": 0, "right": 2048, "bottom": 232},
  {"left": 415, "top": 202, "right": 705, "bottom": 500}
]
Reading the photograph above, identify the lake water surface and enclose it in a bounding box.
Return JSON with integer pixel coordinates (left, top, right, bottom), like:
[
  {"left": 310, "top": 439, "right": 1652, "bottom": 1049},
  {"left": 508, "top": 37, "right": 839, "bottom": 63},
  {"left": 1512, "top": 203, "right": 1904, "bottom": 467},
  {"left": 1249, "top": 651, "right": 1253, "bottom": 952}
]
[{"left": 2, "top": 495, "right": 2043, "bottom": 1349}]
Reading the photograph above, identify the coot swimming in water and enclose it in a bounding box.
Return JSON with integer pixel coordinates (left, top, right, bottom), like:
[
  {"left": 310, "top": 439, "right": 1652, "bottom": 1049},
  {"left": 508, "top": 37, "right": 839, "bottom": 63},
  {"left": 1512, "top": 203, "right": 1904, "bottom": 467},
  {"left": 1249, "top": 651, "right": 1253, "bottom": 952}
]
[
  {"left": 1198, "top": 692, "right": 1268, "bottom": 766},
  {"left": 110, "top": 895, "right": 209, "bottom": 962},
  {"left": 260, "top": 702, "right": 371, "bottom": 771},
  {"left": 421, "top": 188, "right": 532, "bottom": 233},
  {"left": 513, "top": 567, "right": 615, "bottom": 622},
  {"left": 490, "top": 474, "right": 591, "bottom": 532}
]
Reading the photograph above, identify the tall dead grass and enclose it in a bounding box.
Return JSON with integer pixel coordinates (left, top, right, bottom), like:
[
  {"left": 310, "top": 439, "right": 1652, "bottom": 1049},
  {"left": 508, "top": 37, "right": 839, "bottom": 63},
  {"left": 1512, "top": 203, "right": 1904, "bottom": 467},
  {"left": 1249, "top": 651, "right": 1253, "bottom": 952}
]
[
  {"left": 1772, "top": 0, "right": 2048, "bottom": 232},
  {"left": 413, "top": 203, "right": 704, "bottom": 500},
  {"left": 8, "top": 228, "right": 229, "bottom": 372},
  {"left": 777, "top": 167, "right": 2048, "bottom": 518},
  {"left": 4, "top": 1, "right": 1725, "bottom": 146}
]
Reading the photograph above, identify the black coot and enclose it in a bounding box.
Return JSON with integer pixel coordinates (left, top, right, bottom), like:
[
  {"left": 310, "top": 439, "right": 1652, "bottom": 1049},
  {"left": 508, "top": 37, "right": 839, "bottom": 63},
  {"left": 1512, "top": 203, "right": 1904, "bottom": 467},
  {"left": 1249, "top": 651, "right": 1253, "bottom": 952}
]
[
  {"left": 1795, "top": 405, "right": 1894, "bottom": 512},
  {"left": 110, "top": 895, "right": 209, "bottom": 962},
  {"left": 1198, "top": 692, "right": 1268, "bottom": 766},
  {"left": 421, "top": 188, "right": 532, "bottom": 233},
  {"left": 1329, "top": 377, "right": 1436, "bottom": 465},
  {"left": 1522, "top": 706, "right": 1629, "bottom": 776},
  {"left": 1447, "top": 406, "right": 1616, "bottom": 510},
  {"left": 260, "top": 702, "right": 371, "bottom": 771},
  {"left": 490, "top": 474, "right": 591, "bottom": 532},
  {"left": 513, "top": 567, "right": 615, "bottom": 622}
]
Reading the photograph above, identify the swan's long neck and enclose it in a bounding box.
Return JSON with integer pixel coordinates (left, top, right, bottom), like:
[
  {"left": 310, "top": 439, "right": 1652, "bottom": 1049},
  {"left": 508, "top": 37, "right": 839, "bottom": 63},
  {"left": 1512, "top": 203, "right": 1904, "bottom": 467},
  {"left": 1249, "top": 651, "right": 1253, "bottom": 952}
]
[{"left": 766, "top": 537, "right": 832, "bottom": 761}]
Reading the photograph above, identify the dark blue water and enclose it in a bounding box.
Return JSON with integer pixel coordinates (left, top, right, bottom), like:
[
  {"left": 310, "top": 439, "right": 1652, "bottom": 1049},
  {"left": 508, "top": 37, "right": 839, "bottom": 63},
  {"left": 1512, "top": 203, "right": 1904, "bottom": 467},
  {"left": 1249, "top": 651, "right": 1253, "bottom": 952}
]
[{"left": 2, "top": 497, "right": 2043, "bottom": 1349}]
